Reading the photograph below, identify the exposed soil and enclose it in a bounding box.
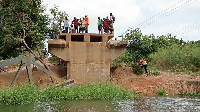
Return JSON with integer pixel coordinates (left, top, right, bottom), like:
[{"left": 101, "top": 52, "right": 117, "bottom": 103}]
[
  {"left": 0, "top": 59, "right": 67, "bottom": 89},
  {"left": 1, "top": 60, "right": 200, "bottom": 97},
  {"left": 111, "top": 67, "right": 200, "bottom": 97}
]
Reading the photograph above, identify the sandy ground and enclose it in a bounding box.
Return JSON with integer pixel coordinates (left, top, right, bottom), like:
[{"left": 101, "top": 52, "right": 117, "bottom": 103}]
[{"left": 1, "top": 61, "right": 200, "bottom": 97}]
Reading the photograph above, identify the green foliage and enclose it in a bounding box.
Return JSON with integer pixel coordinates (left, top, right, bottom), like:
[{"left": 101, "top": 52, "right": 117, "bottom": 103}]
[
  {"left": 110, "top": 52, "right": 133, "bottom": 71},
  {"left": 47, "top": 5, "right": 68, "bottom": 39},
  {"left": 117, "top": 52, "right": 133, "bottom": 66},
  {"left": 178, "top": 92, "right": 200, "bottom": 97},
  {"left": 0, "top": 0, "right": 48, "bottom": 59},
  {"left": 117, "top": 28, "right": 200, "bottom": 75},
  {"left": 48, "top": 56, "right": 56, "bottom": 63},
  {"left": 150, "top": 44, "right": 200, "bottom": 74},
  {"left": 0, "top": 83, "right": 137, "bottom": 105},
  {"left": 157, "top": 88, "right": 166, "bottom": 97},
  {"left": 148, "top": 67, "right": 160, "bottom": 76},
  {"left": 125, "top": 28, "right": 158, "bottom": 61},
  {"left": 132, "top": 64, "right": 143, "bottom": 75},
  {"left": 0, "top": 84, "right": 40, "bottom": 105},
  {"left": 0, "top": 1, "right": 68, "bottom": 59},
  {"left": 124, "top": 28, "right": 184, "bottom": 64}
]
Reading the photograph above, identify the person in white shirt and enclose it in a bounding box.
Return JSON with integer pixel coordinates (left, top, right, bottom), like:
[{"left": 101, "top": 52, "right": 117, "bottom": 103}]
[
  {"left": 63, "top": 16, "right": 69, "bottom": 33},
  {"left": 110, "top": 13, "right": 115, "bottom": 23}
]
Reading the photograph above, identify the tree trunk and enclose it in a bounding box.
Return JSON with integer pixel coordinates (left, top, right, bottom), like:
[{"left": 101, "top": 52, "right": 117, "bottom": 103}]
[
  {"left": 36, "top": 45, "right": 43, "bottom": 60},
  {"left": 22, "top": 40, "right": 56, "bottom": 83}
]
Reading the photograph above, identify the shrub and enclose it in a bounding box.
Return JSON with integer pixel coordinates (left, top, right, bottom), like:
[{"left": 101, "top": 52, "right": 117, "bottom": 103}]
[
  {"left": 48, "top": 56, "right": 56, "bottom": 63},
  {"left": 132, "top": 64, "right": 143, "bottom": 75},
  {"left": 148, "top": 67, "right": 160, "bottom": 76},
  {"left": 157, "top": 88, "right": 166, "bottom": 97}
]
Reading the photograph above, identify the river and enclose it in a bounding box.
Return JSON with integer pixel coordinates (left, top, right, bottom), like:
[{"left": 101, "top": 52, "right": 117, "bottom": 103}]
[{"left": 0, "top": 97, "right": 200, "bottom": 112}]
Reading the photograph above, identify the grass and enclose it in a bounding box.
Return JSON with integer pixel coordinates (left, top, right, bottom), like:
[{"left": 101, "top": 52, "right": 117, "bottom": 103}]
[
  {"left": 150, "top": 44, "right": 200, "bottom": 75},
  {"left": 148, "top": 67, "right": 160, "bottom": 76},
  {"left": 178, "top": 92, "right": 200, "bottom": 97},
  {"left": 157, "top": 88, "right": 166, "bottom": 97},
  {"left": 0, "top": 83, "right": 137, "bottom": 105}
]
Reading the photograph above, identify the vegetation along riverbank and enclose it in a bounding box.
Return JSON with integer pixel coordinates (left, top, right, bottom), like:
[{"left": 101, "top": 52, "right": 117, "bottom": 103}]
[{"left": 0, "top": 83, "right": 137, "bottom": 105}]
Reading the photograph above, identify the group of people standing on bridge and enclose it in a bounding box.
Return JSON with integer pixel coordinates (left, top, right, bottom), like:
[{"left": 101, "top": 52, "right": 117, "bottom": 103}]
[
  {"left": 63, "top": 15, "right": 89, "bottom": 33},
  {"left": 62, "top": 13, "right": 115, "bottom": 34},
  {"left": 98, "top": 13, "right": 115, "bottom": 34}
]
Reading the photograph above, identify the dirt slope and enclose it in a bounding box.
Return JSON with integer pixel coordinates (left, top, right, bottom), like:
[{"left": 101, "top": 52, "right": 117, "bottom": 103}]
[{"left": 111, "top": 67, "right": 200, "bottom": 97}]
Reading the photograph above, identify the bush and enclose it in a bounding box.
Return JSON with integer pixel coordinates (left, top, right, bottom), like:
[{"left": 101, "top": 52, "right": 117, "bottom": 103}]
[
  {"left": 148, "top": 67, "right": 160, "bottom": 76},
  {"left": 48, "top": 56, "right": 56, "bottom": 63},
  {"left": 132, "top": 64, "right": 143, "bottom": 75},
  {"left": 157, "top": 88, "right": 166, "bottom": 97}
]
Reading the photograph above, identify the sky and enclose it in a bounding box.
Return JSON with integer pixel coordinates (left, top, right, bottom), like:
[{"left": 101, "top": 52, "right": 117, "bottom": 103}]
[{"left": 42, "top": 0, "right": 200, "bottom": 41}]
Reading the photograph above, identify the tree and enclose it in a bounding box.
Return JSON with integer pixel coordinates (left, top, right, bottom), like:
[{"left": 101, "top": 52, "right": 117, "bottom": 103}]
[
  {"left": 125, "top": 28, "right": 158, "bottom": 63},
  {"left": 124, "top": 28, "right": 184, "bottom": 63},
  {"left": 0, "top": 0, "right": 67, "bottom": 82},
  {"left": 47, "top": 5, "right": 68, "bottom": 39},
  {"left": 0, "top": 0, "right": 48, "bottom": 60}
]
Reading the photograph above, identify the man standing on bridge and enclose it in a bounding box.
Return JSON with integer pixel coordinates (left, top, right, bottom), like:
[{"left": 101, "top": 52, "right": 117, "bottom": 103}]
[
  {"left": 84, "top": 15, "right": 89, "bottom": 33},
  {"left": 97, "top": 17, "right": 103, "bottom": 34},
  {"left": 72, "top": 17, "right": 79, "bottom": 33}
]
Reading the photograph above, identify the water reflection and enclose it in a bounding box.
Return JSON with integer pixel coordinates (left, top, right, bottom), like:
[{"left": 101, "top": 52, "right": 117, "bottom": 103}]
[{"left": 0, "top": 97, "right": 200, "bottom": 112}]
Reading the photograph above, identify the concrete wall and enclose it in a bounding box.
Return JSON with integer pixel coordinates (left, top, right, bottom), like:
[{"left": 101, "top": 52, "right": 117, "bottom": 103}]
[{"left": 67, "top": 42, "right": 110, "bottom": 83}]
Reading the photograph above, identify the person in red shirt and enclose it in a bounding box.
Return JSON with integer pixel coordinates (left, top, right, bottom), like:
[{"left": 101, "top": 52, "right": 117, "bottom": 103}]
[
  {"left": 72, "top": 17, "right": 79, "bottom": 33},
  {"left": 103, "top": 18, "right": 109, "bottom": 33}
]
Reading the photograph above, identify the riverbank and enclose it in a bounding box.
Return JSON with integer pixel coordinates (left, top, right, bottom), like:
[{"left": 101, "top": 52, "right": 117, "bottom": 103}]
[
  {"left": 0, "top": 62, "right": 200, "bottom": 98},
  {"left": 0, "top": 83, "right": 136, "bottom": 105},
  {"left": 111, "top": 67, "right": 200, "bottom": 97}
]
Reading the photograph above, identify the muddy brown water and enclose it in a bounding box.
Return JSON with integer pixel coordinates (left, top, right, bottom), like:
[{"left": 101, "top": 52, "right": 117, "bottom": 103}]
[{"left": 1, "top": 97, "right": 200, "bottom": 112}]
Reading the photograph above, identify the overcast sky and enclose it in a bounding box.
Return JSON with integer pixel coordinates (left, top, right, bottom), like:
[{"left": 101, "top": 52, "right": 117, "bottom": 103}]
[{"left": 42, "top": 0, "right": 200, "bottom": 41}]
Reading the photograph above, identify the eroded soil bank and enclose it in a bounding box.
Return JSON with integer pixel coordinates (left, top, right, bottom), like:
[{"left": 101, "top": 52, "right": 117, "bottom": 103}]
[
  {"left": 1, "top": 63, "right": 200, "bottom": 97},
  {"left": 111, "top": 67, "right": 200, "bottom": 97}
]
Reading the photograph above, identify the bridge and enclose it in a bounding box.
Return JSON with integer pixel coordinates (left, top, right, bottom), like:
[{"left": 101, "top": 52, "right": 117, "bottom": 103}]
[{"left": 48, "top": 31, "right": 127, "bottom": 83}]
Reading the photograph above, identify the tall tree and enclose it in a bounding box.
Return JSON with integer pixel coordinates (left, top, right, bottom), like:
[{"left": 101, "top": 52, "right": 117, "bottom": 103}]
[{"left": 0, "top": 0, "right": 48, "bottom": 60}]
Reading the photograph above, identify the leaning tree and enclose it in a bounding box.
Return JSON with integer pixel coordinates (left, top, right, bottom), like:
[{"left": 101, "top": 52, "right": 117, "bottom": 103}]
[
  {"left": 0, "top": 0, "right": 49, "bottom": 60},
  {"left": 0, "top": 0, "right": 68, "bottom": 77}
]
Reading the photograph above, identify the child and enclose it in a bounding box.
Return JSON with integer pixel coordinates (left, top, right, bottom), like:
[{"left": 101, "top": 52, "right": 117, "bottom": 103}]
[
  {"left": 69, "top": 24, "right": 75, "bottom": 33},
  {"left": 81, "top": 17, "right": 86, "bottom": 33},
  {"left": 78, "top": 18, "right": 82, "bottom": 33}
]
